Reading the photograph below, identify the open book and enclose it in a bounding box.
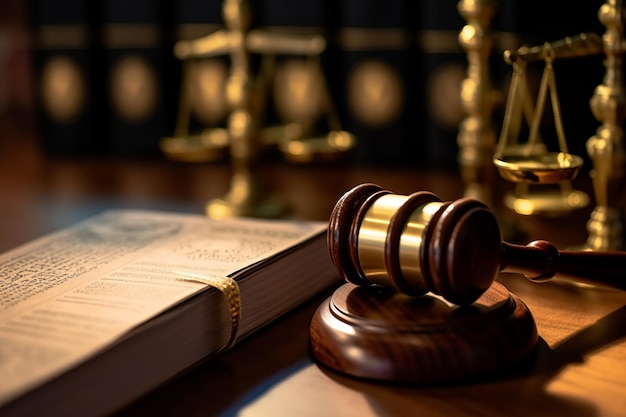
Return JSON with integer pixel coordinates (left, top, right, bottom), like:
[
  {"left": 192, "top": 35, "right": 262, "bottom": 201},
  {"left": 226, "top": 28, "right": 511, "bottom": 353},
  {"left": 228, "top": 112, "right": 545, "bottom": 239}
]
[{"left": 0, "top": 210, "right": 338, "bottom": 417}]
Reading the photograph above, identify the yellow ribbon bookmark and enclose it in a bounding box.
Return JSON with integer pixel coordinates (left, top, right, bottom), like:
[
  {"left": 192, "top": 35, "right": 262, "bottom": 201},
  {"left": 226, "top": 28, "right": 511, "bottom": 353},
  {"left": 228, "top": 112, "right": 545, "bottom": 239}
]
[{"left": 173, "top": 271, "right": 241, "bottom": 352}]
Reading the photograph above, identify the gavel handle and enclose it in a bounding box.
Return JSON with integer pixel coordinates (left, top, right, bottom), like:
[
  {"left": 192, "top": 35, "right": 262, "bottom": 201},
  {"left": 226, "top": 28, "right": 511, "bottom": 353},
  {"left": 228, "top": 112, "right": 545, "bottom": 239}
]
[{"left": 501, "top": 240, "right": 626, "bottom": 291}]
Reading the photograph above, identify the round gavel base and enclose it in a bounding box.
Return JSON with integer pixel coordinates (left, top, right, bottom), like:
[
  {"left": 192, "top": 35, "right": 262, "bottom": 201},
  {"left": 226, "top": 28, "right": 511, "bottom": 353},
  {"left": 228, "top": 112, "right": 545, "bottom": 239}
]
[{"left": 309, "top": 282, "right": 538, "bottom": 384}]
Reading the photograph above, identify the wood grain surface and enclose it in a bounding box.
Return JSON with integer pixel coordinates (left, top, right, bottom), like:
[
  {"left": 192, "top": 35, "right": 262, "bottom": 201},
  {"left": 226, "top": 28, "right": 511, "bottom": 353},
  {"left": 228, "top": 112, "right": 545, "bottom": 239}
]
[{"left": 1, "top": 115, "right": 624, "bottom": 416}]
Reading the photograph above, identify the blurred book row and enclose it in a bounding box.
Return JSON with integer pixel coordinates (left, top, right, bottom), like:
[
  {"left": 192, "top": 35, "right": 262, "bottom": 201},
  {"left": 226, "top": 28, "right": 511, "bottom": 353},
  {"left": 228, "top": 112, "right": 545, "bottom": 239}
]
[{"left": 21, "top": 0, "right": 605, "bottom": 166}]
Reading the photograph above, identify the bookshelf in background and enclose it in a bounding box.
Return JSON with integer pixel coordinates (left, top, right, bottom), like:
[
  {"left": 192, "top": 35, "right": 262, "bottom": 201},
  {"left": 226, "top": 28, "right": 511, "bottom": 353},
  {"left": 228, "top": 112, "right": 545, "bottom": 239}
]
[
  {"left": 30, "top": 0, "right": 105, "bottom": 154},
  {"left": 28, "top": 0, "right": 608, "bottom": 165}
]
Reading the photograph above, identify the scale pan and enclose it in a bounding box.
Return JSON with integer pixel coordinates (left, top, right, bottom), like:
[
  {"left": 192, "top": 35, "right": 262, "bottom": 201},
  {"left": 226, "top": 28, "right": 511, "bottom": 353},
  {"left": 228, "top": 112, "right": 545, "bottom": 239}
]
[
  {"left": 279, "top": 130, "right": 355, "bottom": 163},
  {"left": 160, "top": 128, "right": 229, "bottom": 162},
  {"left": 494, "top": 152, "right": 583, "bottom": 183},
  {"left": 504, "top": 189, "right": 589, "bottom": 216}
]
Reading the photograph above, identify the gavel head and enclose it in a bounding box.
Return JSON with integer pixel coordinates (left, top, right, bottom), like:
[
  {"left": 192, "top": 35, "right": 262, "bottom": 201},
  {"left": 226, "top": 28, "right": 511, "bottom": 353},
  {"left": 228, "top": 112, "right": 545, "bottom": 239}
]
[{"left": 328, "top": 183, "right": 504, "bottom": 305}]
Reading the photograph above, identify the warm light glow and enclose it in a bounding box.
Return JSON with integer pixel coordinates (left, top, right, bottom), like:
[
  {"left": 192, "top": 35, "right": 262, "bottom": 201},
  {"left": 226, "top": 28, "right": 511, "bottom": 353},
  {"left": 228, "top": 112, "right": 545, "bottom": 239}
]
[
  {"left": 513, "top": 199, "right": 535, "bottom": 216},
  {"left": 286, "top": 141, "right": 306, "bottom": 156},
  {"left": 328, "top": 131, "right": 353, "bottom": 149}
]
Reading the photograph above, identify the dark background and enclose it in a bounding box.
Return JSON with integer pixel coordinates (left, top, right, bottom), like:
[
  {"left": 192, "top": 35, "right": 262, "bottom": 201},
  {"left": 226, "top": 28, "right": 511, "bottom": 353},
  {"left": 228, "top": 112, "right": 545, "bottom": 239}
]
[{"left": 0, "top": 0, "right": 609, "bottom": 169}]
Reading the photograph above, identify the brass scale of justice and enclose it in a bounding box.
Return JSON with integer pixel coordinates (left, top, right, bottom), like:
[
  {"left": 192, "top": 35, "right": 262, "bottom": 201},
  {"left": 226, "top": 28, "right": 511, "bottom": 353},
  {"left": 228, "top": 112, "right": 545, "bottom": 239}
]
[
  {"left": 159, "top": 0, "right": 355, "bottom": 219},
  {"left": 160, "top": 6, "right": 355, "bottom": 165},
  {"left": 308, "top": 34, "right": 626, "bottom": 384}
]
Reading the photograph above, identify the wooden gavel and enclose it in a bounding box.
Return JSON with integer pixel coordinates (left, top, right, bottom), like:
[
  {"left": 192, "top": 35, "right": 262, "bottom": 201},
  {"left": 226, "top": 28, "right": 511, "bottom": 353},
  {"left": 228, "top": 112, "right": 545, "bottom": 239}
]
[{"left": 329, "top": 183, "right": 626, "bottom": 305}]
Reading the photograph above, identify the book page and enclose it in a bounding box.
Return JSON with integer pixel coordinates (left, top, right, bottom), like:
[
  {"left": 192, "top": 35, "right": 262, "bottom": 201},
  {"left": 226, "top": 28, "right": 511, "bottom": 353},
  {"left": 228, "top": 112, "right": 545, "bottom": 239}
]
[{"left": 0, "top": 210, "right": 326, "bottom": 406}]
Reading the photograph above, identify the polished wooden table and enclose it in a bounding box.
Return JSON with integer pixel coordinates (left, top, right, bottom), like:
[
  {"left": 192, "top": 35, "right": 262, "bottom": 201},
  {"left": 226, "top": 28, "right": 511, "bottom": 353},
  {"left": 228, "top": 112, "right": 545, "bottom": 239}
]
[{"left": 1, "top": 115, "right": 625, "bottom": 416}]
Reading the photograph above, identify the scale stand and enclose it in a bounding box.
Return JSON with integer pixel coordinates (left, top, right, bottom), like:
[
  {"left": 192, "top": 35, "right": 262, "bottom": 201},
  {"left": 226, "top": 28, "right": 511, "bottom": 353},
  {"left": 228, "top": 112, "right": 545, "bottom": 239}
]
[{"left": 161, "top": 0, "right": 355, "bottom": 219}]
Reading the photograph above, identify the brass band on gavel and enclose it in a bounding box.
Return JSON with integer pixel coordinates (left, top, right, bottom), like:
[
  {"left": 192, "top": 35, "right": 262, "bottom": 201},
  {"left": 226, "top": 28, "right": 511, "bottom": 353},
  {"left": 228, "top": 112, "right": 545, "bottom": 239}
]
[{"left": 356, "top": 192, "right": 445, "bottom": 293}]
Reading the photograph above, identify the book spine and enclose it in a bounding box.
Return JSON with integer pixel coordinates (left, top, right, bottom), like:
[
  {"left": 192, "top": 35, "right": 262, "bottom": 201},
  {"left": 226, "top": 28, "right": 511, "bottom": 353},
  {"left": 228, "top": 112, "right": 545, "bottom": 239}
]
[
  {"left": 100, "top": 0, "right": 176, "bottom": 155},
  {"left": 172, "top": 0, "right": 228, "bottom": 135},
  {"left": 335, "top": 0, "right": 419, "bottom": 166},
  {"left": 257, "top": 0, "right": 334, "bottom": 134},
  {"left": 30, "top": 0, "right": 105, "bottom": 154},
  {"left": 413, "top": 0, "right": 466, "bottom": 169},
  {"left": 0, "top": 2, "right": 31, "bottom": 115}
]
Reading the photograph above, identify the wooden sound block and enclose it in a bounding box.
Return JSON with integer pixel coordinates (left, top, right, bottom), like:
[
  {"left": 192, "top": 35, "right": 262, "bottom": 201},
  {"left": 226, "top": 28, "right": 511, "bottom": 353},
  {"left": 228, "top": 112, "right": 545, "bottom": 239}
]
[{"left": 309, "top": 281, "right": 538, "bottom": 384}]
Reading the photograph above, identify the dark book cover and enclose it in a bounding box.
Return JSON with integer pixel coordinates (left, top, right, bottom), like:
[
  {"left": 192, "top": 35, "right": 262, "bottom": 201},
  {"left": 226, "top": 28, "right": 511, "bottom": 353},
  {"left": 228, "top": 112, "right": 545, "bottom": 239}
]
[
  {"left": 256, "top": 0, "right": 337, "bottom": 143},
  {"left": 30, "top": 0, "right": 105, "bottom": 154},
  {"left": 414, "top": 0, "right": 466, "bottom": 169},
  {"left": 171, "top": 0, "right": 228, "bottom": 138},
  {"left": 99, "top": 0, "right": 176, "bottom": 155},
  {"left": 334, "top": 0, "right": 420, "bottom": 166}
]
